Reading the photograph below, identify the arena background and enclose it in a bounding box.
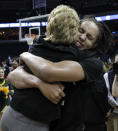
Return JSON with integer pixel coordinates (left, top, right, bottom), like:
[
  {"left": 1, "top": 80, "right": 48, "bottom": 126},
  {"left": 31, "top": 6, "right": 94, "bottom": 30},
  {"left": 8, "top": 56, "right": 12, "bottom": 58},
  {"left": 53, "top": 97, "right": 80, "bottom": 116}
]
[{"left": 0, "top": 0, "right": 118, "bottom": 60}]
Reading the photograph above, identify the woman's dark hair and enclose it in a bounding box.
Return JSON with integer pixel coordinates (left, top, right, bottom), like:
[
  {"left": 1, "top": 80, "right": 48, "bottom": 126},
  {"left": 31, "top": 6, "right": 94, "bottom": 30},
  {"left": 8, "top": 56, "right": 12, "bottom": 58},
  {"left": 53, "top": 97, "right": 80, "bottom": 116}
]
[{"left": 80, "top": 15, "right": 112, "bottom": 57}]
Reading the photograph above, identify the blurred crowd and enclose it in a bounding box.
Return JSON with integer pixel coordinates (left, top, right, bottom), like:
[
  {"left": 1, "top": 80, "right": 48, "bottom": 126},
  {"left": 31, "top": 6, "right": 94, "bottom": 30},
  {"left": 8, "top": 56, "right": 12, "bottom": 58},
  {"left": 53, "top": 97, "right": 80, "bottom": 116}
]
[{"left": 0, "top": 56, "right": 19, "bottom": 78}]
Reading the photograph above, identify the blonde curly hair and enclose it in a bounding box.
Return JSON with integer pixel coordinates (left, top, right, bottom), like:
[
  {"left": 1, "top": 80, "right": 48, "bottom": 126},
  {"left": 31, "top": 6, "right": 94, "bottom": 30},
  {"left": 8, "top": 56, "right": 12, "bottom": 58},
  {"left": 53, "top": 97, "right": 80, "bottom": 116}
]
[{"left": 45, "top": 5, "right": 79, "bottom": 44}]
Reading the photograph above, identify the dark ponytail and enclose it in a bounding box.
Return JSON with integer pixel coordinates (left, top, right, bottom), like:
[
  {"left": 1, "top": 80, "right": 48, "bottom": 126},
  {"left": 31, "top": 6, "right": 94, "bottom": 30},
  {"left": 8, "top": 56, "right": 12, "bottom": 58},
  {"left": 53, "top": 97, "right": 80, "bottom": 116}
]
[{"left": 95, "top": 21, "right": 112, "bottom": 56}]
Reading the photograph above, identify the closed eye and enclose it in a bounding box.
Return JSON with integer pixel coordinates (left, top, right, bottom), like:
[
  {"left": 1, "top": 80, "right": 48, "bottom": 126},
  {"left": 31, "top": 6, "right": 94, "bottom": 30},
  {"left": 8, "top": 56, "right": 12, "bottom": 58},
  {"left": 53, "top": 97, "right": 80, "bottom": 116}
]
[
  {"left": 79, "top": 28, "right": 84, "bottom": 33},
  {"left": 87, "top": 34, "right": 94, "bottom": 40}
]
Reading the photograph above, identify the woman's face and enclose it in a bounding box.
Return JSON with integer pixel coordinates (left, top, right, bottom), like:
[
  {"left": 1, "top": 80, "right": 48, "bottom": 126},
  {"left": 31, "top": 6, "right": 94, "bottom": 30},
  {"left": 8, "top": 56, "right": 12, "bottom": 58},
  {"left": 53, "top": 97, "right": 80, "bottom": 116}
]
[
  {"left": 76, "top": 21, "right": 99, "bottom": 50},
  {"left": 0, "top": 69, "right": 4, "bottom": 79}
]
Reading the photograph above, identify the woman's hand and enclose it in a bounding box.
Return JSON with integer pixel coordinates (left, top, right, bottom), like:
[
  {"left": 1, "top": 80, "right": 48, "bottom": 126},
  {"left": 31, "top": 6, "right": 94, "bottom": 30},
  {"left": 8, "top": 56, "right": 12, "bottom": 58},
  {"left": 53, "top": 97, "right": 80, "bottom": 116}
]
[{"left": 37, "top": 81, "right": 65, "bottom": 104}]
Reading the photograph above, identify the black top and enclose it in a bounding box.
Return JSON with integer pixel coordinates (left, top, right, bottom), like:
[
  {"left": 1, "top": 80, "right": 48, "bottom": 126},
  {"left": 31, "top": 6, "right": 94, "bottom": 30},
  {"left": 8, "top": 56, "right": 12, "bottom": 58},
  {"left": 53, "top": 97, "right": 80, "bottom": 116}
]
[
  {"left": 10, "top": 38, "right": 87, "bottom": 123},
  {"left": 51, "top": 55, "right": 104, "bottom": 131}
]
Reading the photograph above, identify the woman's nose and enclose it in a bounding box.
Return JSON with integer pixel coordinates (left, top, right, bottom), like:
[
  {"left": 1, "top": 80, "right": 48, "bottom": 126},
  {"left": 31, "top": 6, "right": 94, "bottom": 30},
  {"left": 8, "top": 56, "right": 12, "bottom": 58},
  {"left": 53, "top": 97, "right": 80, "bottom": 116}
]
[{"left": 80, "top": 34, "right": 86, "bottom": 41}]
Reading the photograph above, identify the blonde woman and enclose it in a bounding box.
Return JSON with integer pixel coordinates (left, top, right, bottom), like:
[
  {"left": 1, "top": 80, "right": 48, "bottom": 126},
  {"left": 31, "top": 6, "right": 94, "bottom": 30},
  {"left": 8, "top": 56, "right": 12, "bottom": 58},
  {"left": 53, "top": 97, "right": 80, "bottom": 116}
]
[{"left": 1, "top": 5, "right": 80, "bottom": 131}]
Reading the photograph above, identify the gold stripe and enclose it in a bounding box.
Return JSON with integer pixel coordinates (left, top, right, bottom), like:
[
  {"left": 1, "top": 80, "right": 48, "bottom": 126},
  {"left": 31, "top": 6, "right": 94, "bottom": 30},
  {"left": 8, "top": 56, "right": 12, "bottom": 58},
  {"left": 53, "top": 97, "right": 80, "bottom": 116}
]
[{"left": 0, "top": 80, "right": 5, "bottom": 86}]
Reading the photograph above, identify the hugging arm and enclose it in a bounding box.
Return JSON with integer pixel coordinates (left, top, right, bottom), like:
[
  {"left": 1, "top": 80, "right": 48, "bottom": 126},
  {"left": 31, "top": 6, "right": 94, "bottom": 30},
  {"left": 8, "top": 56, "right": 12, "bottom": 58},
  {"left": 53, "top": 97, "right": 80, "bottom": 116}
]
[
  {"left": 8, "top": 66, "right": 65, "bottom": 104},
  {"left": 8, "top": 51, "right": 85, "bottom": 104},
  {"left": 8, "top": 66, "right": 39, "bottom": 89},
  {"left": 20, "top": 52, "right": 85, "bottom": 82}
]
